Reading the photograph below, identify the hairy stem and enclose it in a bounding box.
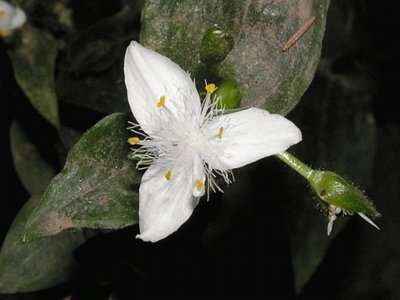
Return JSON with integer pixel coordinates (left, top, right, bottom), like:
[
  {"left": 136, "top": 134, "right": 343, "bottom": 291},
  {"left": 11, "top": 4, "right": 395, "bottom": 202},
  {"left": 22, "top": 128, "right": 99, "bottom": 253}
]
[{"left": 276, "top": 151, "right": 314, "bottom": 180}]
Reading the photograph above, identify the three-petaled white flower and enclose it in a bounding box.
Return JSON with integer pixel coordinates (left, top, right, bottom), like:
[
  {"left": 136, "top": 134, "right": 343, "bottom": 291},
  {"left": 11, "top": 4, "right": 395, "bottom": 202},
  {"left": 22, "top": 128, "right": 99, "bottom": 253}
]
[
  {"left": 0, "top": 1, "right": 26, "bottom": 38},
  {"left": 124, "top": 41, "right": 302, "bottom": 242}
]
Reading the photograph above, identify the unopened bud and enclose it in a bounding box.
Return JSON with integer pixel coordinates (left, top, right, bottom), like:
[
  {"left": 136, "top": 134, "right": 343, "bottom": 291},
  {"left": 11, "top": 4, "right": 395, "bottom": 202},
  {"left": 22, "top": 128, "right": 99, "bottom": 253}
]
[
  {"left": 212, "top": 79, "right": 242, "bottom": 109},
  {"left": 276, "top": 152, "right": 381, "bottom": 235},
  {"left": 200, "top": 25, "right": 233, "bottom": 65},
  {"left": 308, "top": 170, "right": 381, "bottom": 234}
]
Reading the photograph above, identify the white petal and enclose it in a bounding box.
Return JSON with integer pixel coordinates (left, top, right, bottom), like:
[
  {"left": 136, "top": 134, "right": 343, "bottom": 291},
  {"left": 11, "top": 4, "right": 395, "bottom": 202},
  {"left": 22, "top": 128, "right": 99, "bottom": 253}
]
[
  {"left": 10, "top": 6, "right": 26, "bottom": 29},
  {"left": 137, "top": 159, "right": 203, "bottom": 242},
  {"left": 0, "top": 1, "right": 26, "bottom": 32},
  {"left": 124, "top": 42, "right": 201, "bottom": 135},
  {"left": 202, "top": 108, "right": 302, "bottom": 170}
]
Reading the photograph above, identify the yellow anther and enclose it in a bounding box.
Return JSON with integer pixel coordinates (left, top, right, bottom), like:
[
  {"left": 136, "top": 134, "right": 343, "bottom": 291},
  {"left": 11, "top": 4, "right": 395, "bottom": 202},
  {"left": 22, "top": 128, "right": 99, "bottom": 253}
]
[
  {"left": 156, "top": 95, "right": 166, "bottom": 108},
  {"left": 0, "top": 29, "right": 7, "bottom": 38},
  {"left": 205, "top": 83, "right": 216, "bottom": 94},
  {"left": 164, "top": 170, "right": 172, "bottom": 181},
  {"left": 0, "top": 10, "right": 5, "bottom": 18},
  {"left": 217, "top": 126, "right": 224, "bottom": 140},
  {"left": 127, "top": 137, "right": 140, "bottom": 145},
  {"left": 195, "top": 179, "right": 204, "bottom": 190}
]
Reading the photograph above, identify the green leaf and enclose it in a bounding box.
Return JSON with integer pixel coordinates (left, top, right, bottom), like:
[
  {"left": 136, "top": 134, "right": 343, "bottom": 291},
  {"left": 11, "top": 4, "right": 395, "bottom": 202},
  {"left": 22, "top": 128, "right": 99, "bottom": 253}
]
[
  {"left": 10, "top": 120, "right": 57, "bottom": 196},
  {"left": 141, "top": 0, "right": 329, "bottom": 115},
  {"left": 20, "top": 113, "right": 140, "bottom": 243},
  {"left": 0, "top": 196, "right": 86, "bottom": 293},
  {"left": 8, "top": 26, "right": 60, "bottom": 128},
  {"left": 56, "top": 5, "right": 138, "bottom": 114}
]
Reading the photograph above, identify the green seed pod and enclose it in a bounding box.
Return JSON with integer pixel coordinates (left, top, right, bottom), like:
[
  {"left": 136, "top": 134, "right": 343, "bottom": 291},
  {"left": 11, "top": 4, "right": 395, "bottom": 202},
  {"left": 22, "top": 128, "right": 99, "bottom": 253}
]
[
  {"left": 212, "top": 79, "right": 242, "bottom": 109},
  {"left": 309, "top": 170, "right": 381, "bottom": 218},
  {"left": 200, "top": 25, "right": 234, "bottom": 64}
]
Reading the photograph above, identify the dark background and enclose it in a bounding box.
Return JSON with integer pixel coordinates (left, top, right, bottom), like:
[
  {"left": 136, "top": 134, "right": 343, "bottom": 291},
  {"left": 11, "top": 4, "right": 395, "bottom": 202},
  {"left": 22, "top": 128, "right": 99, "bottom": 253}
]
[{"left": 1, "top": 0, "right": 399, "bottom": 299}]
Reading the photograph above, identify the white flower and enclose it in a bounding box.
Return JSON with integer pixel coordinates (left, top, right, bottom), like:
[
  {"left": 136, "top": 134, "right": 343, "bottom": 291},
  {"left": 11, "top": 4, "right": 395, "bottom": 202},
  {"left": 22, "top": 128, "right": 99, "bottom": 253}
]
[
  {"left": 0, "top": 0, "right": 26, "bottom": 38},
  {"left": 124, "top": 41, "right": 302, "bottom": 242}
]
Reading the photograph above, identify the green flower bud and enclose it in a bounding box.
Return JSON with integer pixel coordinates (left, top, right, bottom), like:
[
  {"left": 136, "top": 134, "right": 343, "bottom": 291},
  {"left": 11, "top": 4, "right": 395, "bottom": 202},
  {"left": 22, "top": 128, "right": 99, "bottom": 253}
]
[
  {"left": 212, "top": 79, "right": 242, "bottom": 109},
  {"left": 309, "top": 170, "right": 381, "bottom": 218},
  {"left": 308, "top": 170, "right": 381, "bottom": 235},
  {"left": 276, "top": 152, "right": 381, "bottom": 235},
  {"left": 200, "top": 25, "right": 234, "bottom": 65}
]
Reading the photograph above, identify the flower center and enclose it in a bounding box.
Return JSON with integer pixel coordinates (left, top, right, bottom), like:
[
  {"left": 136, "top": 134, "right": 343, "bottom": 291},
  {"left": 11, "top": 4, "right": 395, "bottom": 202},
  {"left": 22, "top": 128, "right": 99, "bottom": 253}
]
[
  {"left": 127, "top": 83, "right": 233, "bottom": 196},
  {"left": 182, "top": 127, "right": 205, "bottom": 151}
]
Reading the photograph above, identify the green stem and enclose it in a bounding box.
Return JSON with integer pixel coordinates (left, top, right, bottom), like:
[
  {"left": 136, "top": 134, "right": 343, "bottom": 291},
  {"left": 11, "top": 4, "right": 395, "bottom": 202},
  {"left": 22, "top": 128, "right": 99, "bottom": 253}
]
[{"left": 276, "top": 151, "right": 314, "bottom": 180}]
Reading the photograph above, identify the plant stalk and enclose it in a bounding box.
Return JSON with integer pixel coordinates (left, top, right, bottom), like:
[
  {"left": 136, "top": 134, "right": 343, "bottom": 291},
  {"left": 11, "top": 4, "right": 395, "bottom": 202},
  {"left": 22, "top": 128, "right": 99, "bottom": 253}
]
[{"left": 276, "top": 151, "right": 314, "bottom": 180}]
